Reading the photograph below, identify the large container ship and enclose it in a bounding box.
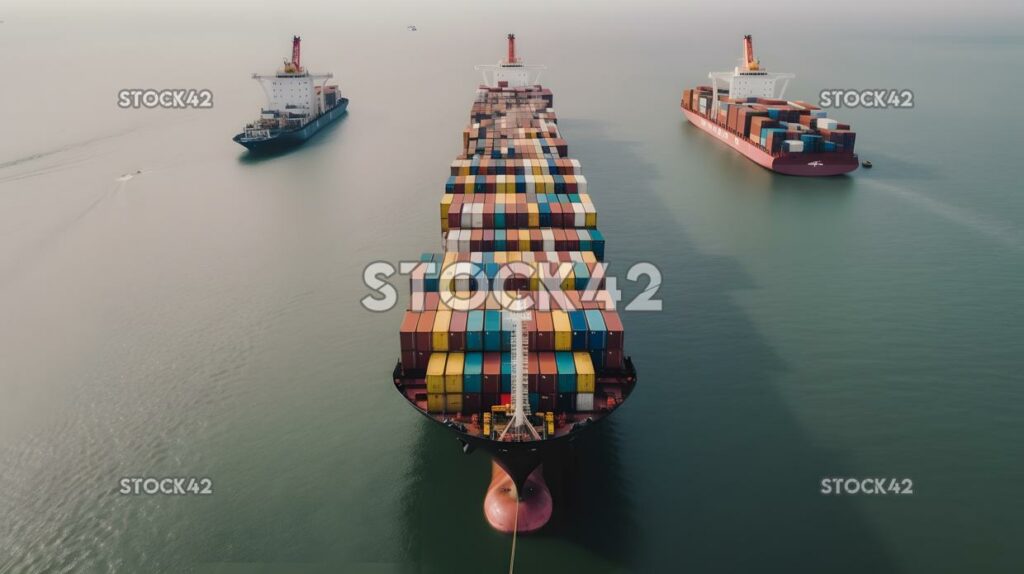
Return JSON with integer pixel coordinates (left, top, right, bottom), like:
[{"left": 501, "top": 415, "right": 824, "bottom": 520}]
[
  {"left": 681, "top": 35, "right": 859, "bottom": 176},
  {"left": 392, "top": 35, "right": 636, "bottom": 533},
  {"left": 233, "top": 37, "right": 348, "bottom": 153}
]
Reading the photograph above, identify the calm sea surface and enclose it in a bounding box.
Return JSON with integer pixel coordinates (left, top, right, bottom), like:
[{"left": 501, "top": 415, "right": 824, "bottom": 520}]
[{"left": 1, "top": 2, "right": 1022, "bottom": 572}]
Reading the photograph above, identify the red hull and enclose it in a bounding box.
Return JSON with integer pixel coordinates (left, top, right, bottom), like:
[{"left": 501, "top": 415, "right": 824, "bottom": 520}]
[{"left": 682, "top": 108, "right": 858, "bottom": 176}]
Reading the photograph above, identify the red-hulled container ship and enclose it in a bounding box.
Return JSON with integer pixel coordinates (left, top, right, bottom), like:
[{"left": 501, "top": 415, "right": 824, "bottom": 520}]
[
  {"left": 681, "top": 35, "right": 859, "bottom": 176},
  {"left": 392, "top": 35, "right": 636, "bottom": 533}
]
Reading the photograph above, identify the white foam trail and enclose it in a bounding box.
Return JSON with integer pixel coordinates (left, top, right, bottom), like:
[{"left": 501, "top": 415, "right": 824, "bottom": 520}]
[{"left": 860, "top": 179, "right": 1024, "bottom": 252}]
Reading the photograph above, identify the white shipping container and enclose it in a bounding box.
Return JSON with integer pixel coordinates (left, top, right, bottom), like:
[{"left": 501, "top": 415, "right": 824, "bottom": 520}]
[
  {"left": 471, "top": 203, "right": 483, "bottom": 228},
  {"left": 541, "top": 229, "right": 555, "bottom": 251},
  {"left": 816, "top": 118, "right": 838, "bottom": 130},
  {"left": 576, "top": 393, "right": 595, "bottom": 411},
  {"left": 783, "top": 140, "right": 804, "bottom": 152}
]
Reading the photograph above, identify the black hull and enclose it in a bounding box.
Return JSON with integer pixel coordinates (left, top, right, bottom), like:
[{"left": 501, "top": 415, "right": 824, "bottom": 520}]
[
  {"left": 393, "top": 357, "right": 636, "bottom": 494},
  {"left": 233, "top": 98, "right": 348, "bottom": 153}
]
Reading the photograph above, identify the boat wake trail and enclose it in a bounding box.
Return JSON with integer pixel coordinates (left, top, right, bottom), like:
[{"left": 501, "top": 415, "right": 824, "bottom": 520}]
[
  {"left": 0, "top": 130, "right": 133, "bottom": 171},
  {"left": 0, "top": 181, "right": 124, "bottom": 288},
  {"left": 861, "top": 179, "right": 1024, "bottom": 252}
]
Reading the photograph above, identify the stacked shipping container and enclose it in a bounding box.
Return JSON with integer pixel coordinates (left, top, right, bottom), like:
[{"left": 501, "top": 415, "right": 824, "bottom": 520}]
[
  {"left": 682, "top": 87, "right": 856, "bottom": 156},
  {"left": 398, "top": 83, "right": 629, "bottom": 416}
]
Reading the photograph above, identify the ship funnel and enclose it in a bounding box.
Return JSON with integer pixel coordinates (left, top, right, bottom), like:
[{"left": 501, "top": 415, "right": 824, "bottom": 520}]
[
  {"left": 507, "top": 33, "right": 518, "bottom": 64},
  {"left": 292, "top": 36, "right": 302, "bottom": 71},
  {"left": 743, "top": 34, "right": 759, "bottom": 71}
]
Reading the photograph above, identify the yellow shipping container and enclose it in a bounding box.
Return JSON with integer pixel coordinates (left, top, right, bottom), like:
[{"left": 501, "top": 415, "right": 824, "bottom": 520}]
[
  {"left": 560, "top": 268, "right": 575, "bottom": 291},
  {"left": 432, "top": 310, "right": 452, "bottom": 351},
  {"left": 518, "top": 231, "right": 530, "bottom": 251},
  {"left": 552, "top": 310, "right": 572, "bottom": 350},
  {"left": 427, "top": 393, "right": 446, "bottom": 413},
  {"left": 527, "top": 204, "right": 539, "bottom": 227},
  {"left": 446, "top": 393, "right": 463, "bottom": 412},
  {"left": 445, "top": 352, "right": 465, "bottom": 393},
  {"left": 574, "top": 351, "right": 596, "bottom": 393},
  {"left": 465, "top": 175, "right": 475, "bottom": 194},
  {"left": 426, "top": 353, "right": 448, "bottom": 394},
  {"left": 440, "top": 194, "right": 454, "bottom": 219},
  {"left": 582, "top": 252, "right": 597, "bottom": 264}
]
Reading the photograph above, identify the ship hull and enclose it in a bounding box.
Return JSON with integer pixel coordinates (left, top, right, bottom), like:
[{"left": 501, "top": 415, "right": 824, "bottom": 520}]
[
  {"left": 682, "top": 108, "right": 858, "bottom": 176},
  {"left": 233, "top": 98, "right": 348, "bottom": 153},
  {"left": 394, "top": 360, "right": 634, "bottom": 492}
]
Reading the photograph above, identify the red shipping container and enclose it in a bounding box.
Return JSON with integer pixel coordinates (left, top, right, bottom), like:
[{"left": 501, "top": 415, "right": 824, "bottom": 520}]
[
  {"left": 448, "top": 311, "right": 467, "bottom": 351},
  {"left": 565, "top": 229, "right": 580, "bottom": 251},
  {"left": 539, "top": 352, "right": 557, "bottom": 394},
  {"left": 401, "top": 350, "right": 417, "bottom": 370},
  {"left": 536, "top": 312, "right": 553, "bottom": 350},
  {"left": 423, "top": 293, "right": 440, "bottom": 310},
  {"left": 538, "top": 393, "right": 556, "bottom": 412},
  {"left": 516, "top": 207, "right": 528, "bottom": 228},
  {"left": 483, "top": 354, "right": 501, "bottom": 394},
  {"left": 554, "top": 229, "right": 568, "bottom": 251},
  {"left": 415, "top": 311, "right": 435, "bottom": 351},
  {"left": 605, "top": 348, "right": 624, "bottom": 370},
  {"left": 462, "top": 393, "right": 481, "bottom": 414},
  {"left": 603, "top": 311, "right": 624, "bottom": 350},
  {"left": 549, "top": 203, "right": 563, "bottom": 227},
  {"left": 400, "top": 311, "right": 419, "bottom": 351},
  {"left": 499, "top": 393, "right": 512, "bottom": 406}
]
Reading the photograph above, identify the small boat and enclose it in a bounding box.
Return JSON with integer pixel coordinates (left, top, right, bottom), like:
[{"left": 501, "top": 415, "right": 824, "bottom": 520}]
[{"left": 862, "top": 160, "right": 872, "bottom": 168}]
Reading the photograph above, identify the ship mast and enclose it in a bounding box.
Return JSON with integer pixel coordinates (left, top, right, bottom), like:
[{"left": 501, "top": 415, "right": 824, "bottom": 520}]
[{"left": 498, "top": 311, "right": 541, "bottom": 442}]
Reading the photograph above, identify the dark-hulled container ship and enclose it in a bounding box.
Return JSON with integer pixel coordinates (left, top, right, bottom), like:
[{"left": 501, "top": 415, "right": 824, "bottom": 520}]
[
  {"left": 682, "top": 35, "right": 859, "bottom": 176},
  {"left": 392, "top": 35, "right": 636, "bottom": 533},
  {"left": 233, "top": 36, "right": 348, "bottom": 153}
]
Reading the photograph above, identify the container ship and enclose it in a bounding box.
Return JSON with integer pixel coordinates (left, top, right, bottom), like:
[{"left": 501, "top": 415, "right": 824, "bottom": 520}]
[
  {"left": 681, "top": 35, "right": 858, "bottom": 176},
  {"left": 392, "top": 35, "right": 636, "bottom": 533},
  {"left": 233, "top": 36, "right": 348, "bottom": 153}
]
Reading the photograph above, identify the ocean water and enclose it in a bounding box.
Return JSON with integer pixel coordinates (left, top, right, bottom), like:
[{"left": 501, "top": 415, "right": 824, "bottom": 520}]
[{"left": 1, "top": 1, "right": 1023, "bottom": 572}]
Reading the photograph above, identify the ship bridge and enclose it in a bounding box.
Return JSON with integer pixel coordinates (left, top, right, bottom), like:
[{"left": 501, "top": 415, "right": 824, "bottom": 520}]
[{"left": 475, "top": 33, "right": 545, "bottom": 87}]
